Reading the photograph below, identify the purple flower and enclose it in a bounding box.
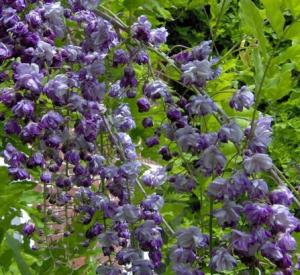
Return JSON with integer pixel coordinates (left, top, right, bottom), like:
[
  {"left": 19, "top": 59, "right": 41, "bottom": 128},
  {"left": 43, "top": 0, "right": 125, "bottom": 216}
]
[
  {"left": 277, "top": 233, "right": 297, "bottom": 252},
  {"left": 231, "top": 230, "right": 253, "bottom": 253},
  {"left": 210, "top": 248, "right": 237, "bottom": 272},
  {"left": 142, "top": 117, "right": 153, "bottom": 128},
  {"left": 214, "top": 200, "right": 242, "bottom": 227},
  {"left": 80, "top": 0, "right": 100, "bottom": 10},
  {"left": 8, "top": 21, "right": 28, "bottom": 36},
  {"left": 195, "top": 145, "right": 227, "bottom": 176},
  {"left": 81, "top": 80, "right": 105, "bottom": 102},
  {"left": 168, "top": 174, "right": 196, "bottom": 192},
  {"left": 261, "top": 241, "right": 284, "bottom": 262},
  {"left": 86, "top": 222, "right": 104, "bottom": 239},
  {"left": 132, "top": 259, "right": 154, "bottom": 275},
  {"left": 137, "top": 98, "right": 151, "bottom": 112},
  {"left": 40, "top": 171, "right": 52, "bottom": 183},
  {"left": 25, "top": 10, "right": 43, "bottom": 28},
  {"left": 149, "top": 27, "right": 168, "bottom": 46},
  {"left": 145, "top": 136, "right": 159, "bottom": 147},
  {"left": 120, "top": 67, "right": 137, "bottom": 88},
  {"left": 248, "top": 179, "right": 269, "bottom": 200},
  {"left": 116, "top": 248, "right": 140, "bottom": 265},
  {"left": 13, "top": 63, "right": 43, "bottom": 94},
  {"left": 158, "top": 146, "right": 172, "bottom": 161},
  {"left": 192, "top": 40, "right": 212, "bottom": 61},
  {"left": 175, "top": 126, "right": 201, "bottom": 152},
  {"left": 218, "top": 121, "right": 243, "bottom": 143},
  {"left": 142, "top": 166, "right": 166, "bottom": 187},
  {"left": 181, "top": 60, "right": 215, "bottom": 87},
  {"left": 230, "top": 86, "right": 254, "bottom": 111},
  {"left": 113, "top": 49, "right": 130, "bottom": 66},
  {"left": 113, "top": 104, "right": 136, "bottom": 132},
  {"left": 44, "top": 74, "right": 69, "bottom": 105},
  {"left": 65, "top": 150, "right": 80, "bottom": 165},
  {"left": 134, "top": 50, "right": 149, "bottom": 64},
  {"left": 271, "top": 204, "right": 299, "bottom": 233},
  {"left": 0, "top": 88, "right": 16, "bottom": 107},
  {"left": 173, "top": 264, "right": 204, "bottom": 275},
  {"left": 8, "top": 167, "right": 29, "bottom": 180},
  {"left": 23, "top": 222, "right": 35, "bottom": 236},
  {"left": 21, "top": 122, "right": 41, "bottom": 142},
  {"left": 143, "top": 80, "right": 168, "bottom": 100},
  {"left": 141, "top": 194, "right": 164, "bottom": 211},
  {"left": 87, "top": 154, "right": 105, "bottom": 175},
  {"left": 0, "top": 42, "right": 12, "bottom": 61},
  {"left": 243, "top": 203, "right": 272, "bottom": 225},
  {"left": 208, "top": 178, "right": 229, "bottom": 200},
  {"left": 43, "top": 2, "right": 66, "bottom": 38},
  {"left": 12, "top": 99, "right": 34, "bottom": 118},
  {"left": 114, "top": 204, "right": 140, "bottom": 224},
  {"left": 135, "top": 220, "right": 162, "bottom": 251},
  {"left": 108, "top": 81, "right": 125, "bottom": 98},
  {"left": 187, "top": 95, "right": 217, "bottom": 116},
  {"left": 4, "top": 120, "right": 21, "bottom": 135},
  {"left": 27, "top": 152, "right": 45, "bottom": 168},
  {"left": 3, "top": 143, "right": 26, "bottom": 167},
  {"left": 269, "top": 186, "right": 293, "bottom": 207},
  {"left": 243, "top": 153, "right": 273, "bottom": 174},
  {"left": 170, "top": 246, "right": 196, "bottom": 264},
  {"left": 176, "top": 226, "right": 208, "bottom": 249},
  {"left": 167, "top": 108, "right": 181, "bottom": 121},
  {"left": 40, "top": 111, "right": 64, "bottom": 129},
  {"left": 149, "top": 250, "right": 162, "bottom": 268},
  {"left": 131, "top": 15, "right": 152, "bottom": 42}
]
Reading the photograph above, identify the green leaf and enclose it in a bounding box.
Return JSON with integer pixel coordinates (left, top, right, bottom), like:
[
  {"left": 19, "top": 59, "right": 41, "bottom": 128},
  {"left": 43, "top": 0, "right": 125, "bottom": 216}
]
[
  {"left": 284, "top": 22, "right": 300, "bottom": 42},
  {"left": 261, "top": 0, "right": 285, "bottom": 36},
  {"left": 6, "top": 233, "right": 32, "bottom": 275},
  {"left": 239, "top": 0, "right": 268, "bottom": 56},
  {"left": 123, "top": 0, "right": 144, "bottom": 10}
]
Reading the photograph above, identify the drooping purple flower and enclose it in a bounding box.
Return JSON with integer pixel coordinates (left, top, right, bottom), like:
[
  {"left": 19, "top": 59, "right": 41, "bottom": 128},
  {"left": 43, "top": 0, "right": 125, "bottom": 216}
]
[
  {"left": 168, "top": 174, "right": 196, "bottom": 192},
  {"left": 145, "top": 136, "right": 159, "bottom": 147},
  {"left": 271, "top": 204, "right": 299, "bottom": 233},
  {"left": 87, "top": 154, "right": 105, "bottom": 175},
  {"left": 0, "top": 88, "right": 16, "bottom": 107},
  {"left": 229, "top": 86, "right": 254, "bottom": 111},
  {"left": 64, "top": 150, "right": 80, "bottom": 165},
  {"left": 4, "top": 120, "right": 21, "bottom": 135},
  {"left": 21, "top": 122, "right": 41, "bottom": 142},
  {"left": 120, "top": 67, "right": 137, "bottom": 88},
  {"left": 269, "top": 186, "right": 293, "bottom": 207},
  {"left": 27, "top": 152, "right": 45, "bottom": 168},
  {"left": 243, "top": 153, "right": 273, "bottom": 174},
  {"left": 40, "top": 111, "right": 64, "bottom": 129},
  {"left": 231, "top": 230, "right": 253, "bottom": 253},
  {"left": 192, "top": 40, "right": 212, "bottom": 61},
  {"left": 142, "top": 117, "right": 153, "bottom": 128},
  {"left": 114, "top": 204, "right": 140, "bottom": 224},
  {"left": 196, "top": 145, "right": 227, "bottom": 176},
  {"left": 23, "top": 222, "right": 35, "bottom": 236},
  {"left": 210, "top": 248, "right": 237, "bottom": 273},
  {"left": 13, "top": 63, "right": 43, "bottom": 94},
  {"left": 116, "top": 248, "right": 140, "bottom": 265},
  {"left": 86, "top": 222, "right": 104, "bottom": 239},
  {"left": 137, "top": 98, "right": 151, "bottom": 112},
  {"left": 43, "top": 2, "right": 66, "bottom": 38},
  {"left": 131, "top": 15, "right": 152, "bottom": 42},
  {"left": 175, "top": 126, "right": 201, "bottom": 152},
  {"left": 81, "top": 79, "right": 105, "bottom": 102},
  {"left": 167, "top": 107, "right": 182, "bottom": 121},
  {"left": 214, "top": 200, "right": 242, "bottom": 227},
  {"left": 243, "top": 203, "right": 272, "bottom": 226},
  {"left": 143, "top": 80, "right": 169, "bottom": 100},
  {"left": 8, "top": 21, "right": 28, "bottom": 36},
  {"left": 134, "top": 50, "right": 149, "bottom": 64},
  {"left": 218, "top": 121, "right": 243, "bottom": 143},
  {"left": 135, "top": 220, "right": 163, "bottom": 251},
  {"left": 8, "top": 167, "right": 30, "bottom": 180},
  {"left": 113, "top": 49, "right": 130, "bottom": 66},
  {"left": 251, "top": 227, "right": 271, "bottom": 244},
  {"left": 277, "top": 233, "right": 297, "bottom": 252},
  {"left": 158, "top": 146, "right": 172, "bottom": 161},
  {"left": 131, "top": 259, "right": 154, "bottom": 275},
  {"left": 248, "top": 179, "right": 269, "bottom": 200},
  {"left": 181, "top": 60, "right": 215, "bottom": 87},
  {"left": 3, "top": 143, "right": 26, "bottom": 167},
  {"left": 261, "top": 241, "right": 284, "bottom": 263},
  {"left": 170, "top": 246, "right": 196, "bottom": 264},
  {"left": 96, "top": 266, "right": 121, "bottom": 275},
  {"left": 12, "top": 99, "right": 34, "bottom": 118},
  {"left": 187, "top": 95, "right": 217, "bottom": 116},
  {"left": 108, "top": 81, "right": 125, "bottom": 98},
  {"left": 25, "top": 10, "right": 43, "bottom": 28},
  {"left": 113, "top": 104, "right": 136, "bottom": 132},
  {"left": 0, "top": 42, "right": 12, "bottom": 61},
  {"left": 40, "top": 171, "right": 52, "bottom": 183},
  {"left": 44, "top": 74, "right": 69, "bottom": 105},
  {"left": 229, "top": 171, "right": 250, "bottom": 199},
  {"left": 208, "top": 178, "right": 229, "bottom": 200},
  {"left": 80, "top": 0, "right": 100, "bottom": 10},
  {"left": 142, "top": 166, "right": 166, "bottom": 187},
  {"left": 176, "top": 226, "right": 209, "bottom": 249},
  {"left": 149, "top": 27, "right": 168, "bottom": 46}
]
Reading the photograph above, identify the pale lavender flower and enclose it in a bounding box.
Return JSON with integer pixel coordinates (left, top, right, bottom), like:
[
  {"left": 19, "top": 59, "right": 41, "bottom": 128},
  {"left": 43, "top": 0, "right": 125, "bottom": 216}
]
[
  {"left": 214, "top": 200, "right": 242, "bottom": 227},
  {"left": 229, "top": 86, "right": 254, "bottom": 111},
  {"left": 210, "top": 248, "right": 237, "bottom": 272},
  {"left": 176, "top": 226, "right": 208, "bottom": 249},
  {"left": 187, "top": 95, "right": 217, "bottom": 116},
  {"left": 44, "top": 74, "right": 69, "bottom": 105},
  {"left": 243, "top": 153, "right": 273, "bottom": 174},
  {"left": 131, "top": 15, "right": 152, "bottom": 42},
  {"left": 149, "top": 27, "right": 168, "bottom": 46},
  {"left": 44, "top": 2, "right": 66, "bottom": 38},
  {"left": 12, "top": 99, "right": 34, "bottom": 118},
  {"left": 269, "top": 186, "right": 293, "bottom": 206},
  {"left": 218, "top": 121, "right": 243, "bottom": 143},
  {"left": 142, "top": 166, "right": 166, "bottom": 187},
  {"left": 244, "top": 203, "right": 272, "bottom": 225}
]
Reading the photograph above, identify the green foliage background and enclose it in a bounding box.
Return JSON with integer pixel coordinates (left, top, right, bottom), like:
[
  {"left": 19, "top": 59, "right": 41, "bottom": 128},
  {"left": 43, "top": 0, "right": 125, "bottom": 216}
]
[{"left": 1, "top": 0, "right": 300, "bottom": 274}]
